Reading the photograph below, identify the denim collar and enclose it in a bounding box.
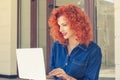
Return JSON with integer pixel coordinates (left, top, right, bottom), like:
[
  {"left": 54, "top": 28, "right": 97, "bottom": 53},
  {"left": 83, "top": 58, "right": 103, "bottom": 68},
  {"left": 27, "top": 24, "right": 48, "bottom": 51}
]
[
  {"left": 78, "top": 44, "right": 88, "bottom": 51},
  {"left": 60, "top": 42, "right": 88, "bottom": 51}
]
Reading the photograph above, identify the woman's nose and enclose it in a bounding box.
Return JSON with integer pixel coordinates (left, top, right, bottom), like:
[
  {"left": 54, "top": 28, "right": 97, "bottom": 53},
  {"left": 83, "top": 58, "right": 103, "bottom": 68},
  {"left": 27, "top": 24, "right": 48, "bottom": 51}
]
[{"left": 59, "top": 26, "right": 63, "bottom": 32}]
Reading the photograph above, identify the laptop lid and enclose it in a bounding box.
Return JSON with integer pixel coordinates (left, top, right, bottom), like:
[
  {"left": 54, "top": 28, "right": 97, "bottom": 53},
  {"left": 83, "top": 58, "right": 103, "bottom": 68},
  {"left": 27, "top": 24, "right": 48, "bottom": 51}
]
[{"left": 16, "top": 48, "right": 46, "bottom": 80}]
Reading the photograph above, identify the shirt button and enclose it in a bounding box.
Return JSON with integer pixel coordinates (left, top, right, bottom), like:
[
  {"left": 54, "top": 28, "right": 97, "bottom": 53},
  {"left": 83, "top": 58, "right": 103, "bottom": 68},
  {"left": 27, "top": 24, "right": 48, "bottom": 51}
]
[{"left": 65, "top": 63, "right": 68, "bottom": 66}]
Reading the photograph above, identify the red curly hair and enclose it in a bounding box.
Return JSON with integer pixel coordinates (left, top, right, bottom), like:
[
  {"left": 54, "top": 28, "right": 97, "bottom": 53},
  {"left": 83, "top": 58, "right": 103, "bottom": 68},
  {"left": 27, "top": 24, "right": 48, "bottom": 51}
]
[{"left": 48, "top": 4, "right": 93, "bottom": 46}]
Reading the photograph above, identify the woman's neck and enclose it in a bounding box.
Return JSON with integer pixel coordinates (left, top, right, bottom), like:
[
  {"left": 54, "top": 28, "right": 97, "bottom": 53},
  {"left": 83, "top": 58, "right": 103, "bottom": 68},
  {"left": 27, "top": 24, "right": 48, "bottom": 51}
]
[{"left": 67, "top": 39, "right": 79, "bottom": 56}]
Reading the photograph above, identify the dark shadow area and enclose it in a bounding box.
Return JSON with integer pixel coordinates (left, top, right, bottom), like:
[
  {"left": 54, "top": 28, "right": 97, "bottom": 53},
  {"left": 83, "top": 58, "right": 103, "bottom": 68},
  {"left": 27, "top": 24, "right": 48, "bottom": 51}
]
[{"left": 99, "top": 77, "right": 115, "bottom": 80}]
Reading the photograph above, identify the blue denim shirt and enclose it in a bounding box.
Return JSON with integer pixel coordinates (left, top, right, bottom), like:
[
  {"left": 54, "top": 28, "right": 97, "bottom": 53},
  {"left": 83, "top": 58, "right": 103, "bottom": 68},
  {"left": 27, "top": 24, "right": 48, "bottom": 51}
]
[{"left": 50, "top": 41, "right": 102, "bottom": 80}]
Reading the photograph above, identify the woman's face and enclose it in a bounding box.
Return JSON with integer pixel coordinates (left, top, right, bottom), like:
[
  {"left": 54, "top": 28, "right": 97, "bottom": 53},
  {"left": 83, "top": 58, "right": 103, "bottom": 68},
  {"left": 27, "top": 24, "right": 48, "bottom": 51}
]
[{"left": 57, "top": 16, "right": 75, "bottom": 39}]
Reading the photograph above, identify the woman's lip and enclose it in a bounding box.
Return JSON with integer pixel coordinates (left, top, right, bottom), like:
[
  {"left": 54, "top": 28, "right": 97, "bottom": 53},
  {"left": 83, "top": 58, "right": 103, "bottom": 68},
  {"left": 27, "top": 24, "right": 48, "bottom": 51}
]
[{"left": 62, "top": 33, "right": 67, "bottom": 36}]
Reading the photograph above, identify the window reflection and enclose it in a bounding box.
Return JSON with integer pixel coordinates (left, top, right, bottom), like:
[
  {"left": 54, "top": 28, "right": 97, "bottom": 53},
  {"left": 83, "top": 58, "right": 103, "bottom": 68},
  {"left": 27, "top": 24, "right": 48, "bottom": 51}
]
[
  {"left": 95, "top": 0, "right": 115, "bottom": 78},
  {"left": 77, "top": 0, "right": 84, "bottom": 10}
]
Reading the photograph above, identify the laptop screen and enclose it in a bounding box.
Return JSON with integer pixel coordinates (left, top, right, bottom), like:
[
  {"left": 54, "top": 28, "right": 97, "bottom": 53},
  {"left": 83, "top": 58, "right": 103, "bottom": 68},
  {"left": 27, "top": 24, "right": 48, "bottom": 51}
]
[{"left": 16, "top": 48, "right": 46, "bottom": 80}]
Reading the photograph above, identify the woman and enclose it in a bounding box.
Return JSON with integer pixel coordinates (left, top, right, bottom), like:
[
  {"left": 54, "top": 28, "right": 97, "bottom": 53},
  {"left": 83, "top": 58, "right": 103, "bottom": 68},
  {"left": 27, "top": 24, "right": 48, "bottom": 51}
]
[{"left": 48, "top": 4, "right": 102, "bottom": 80}]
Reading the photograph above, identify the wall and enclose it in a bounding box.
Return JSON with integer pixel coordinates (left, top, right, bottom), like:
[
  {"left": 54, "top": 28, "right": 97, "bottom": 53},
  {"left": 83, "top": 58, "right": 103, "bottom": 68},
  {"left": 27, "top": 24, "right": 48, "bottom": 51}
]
[
  {"left": 0, "top": 0, "right": 17, "bottom": 75},
  {"left": 20, "top": 0, "right": 30, "bottom": 48},
  {"left": 38, "top": 0, "right": 47, "bottom": 60},
  {"left": 115, "top": 0, "right": 120, "bottom": 80}
]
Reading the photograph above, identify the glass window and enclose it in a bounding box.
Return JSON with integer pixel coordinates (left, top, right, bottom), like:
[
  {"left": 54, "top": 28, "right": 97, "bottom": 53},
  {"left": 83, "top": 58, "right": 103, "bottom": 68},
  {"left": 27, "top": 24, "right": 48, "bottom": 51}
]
[{"left": 95, "top": 0, "right": 115, "bottom": 78}]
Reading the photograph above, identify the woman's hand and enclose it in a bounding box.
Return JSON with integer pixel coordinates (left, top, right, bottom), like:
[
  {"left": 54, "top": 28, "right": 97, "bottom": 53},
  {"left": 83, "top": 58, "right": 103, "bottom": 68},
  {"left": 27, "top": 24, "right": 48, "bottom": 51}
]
[{"left": 48, "top": 68, "right": 76, "bottom": 80}]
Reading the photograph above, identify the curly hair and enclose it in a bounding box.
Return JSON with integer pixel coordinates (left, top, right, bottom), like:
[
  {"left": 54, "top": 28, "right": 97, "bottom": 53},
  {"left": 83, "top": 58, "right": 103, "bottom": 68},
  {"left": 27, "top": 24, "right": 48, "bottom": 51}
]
[{"left": 48, "top": 4, "right": 93, "bottom": 46}]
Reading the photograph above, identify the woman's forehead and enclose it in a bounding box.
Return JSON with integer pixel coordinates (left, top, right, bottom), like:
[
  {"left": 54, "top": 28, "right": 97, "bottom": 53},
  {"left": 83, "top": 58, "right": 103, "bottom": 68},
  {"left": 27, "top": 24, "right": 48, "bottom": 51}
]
[{"left": 57, "top": 16, "right": 67, "bottom": 23}]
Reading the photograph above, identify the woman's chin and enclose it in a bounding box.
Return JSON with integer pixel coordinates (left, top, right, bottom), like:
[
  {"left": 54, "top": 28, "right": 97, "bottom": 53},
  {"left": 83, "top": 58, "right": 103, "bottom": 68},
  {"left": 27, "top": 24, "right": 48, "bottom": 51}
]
[{"left": 63, "top": 36, "right": 68, "bottom": 39}]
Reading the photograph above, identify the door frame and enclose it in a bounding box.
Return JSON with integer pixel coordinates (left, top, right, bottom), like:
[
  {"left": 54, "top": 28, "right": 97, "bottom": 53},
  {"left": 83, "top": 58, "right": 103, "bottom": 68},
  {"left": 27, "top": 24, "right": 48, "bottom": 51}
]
[
  {"left": 17, "top": 0, "right": 38, "bottom": 48},
  {"left": 46, "top": 0, "right": 55, "bottom": 74}
]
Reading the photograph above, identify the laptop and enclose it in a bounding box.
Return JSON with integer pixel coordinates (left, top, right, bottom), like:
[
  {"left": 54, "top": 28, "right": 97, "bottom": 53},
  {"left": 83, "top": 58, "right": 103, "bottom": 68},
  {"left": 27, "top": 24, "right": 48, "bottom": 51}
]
[{"left": 16, "top": 48, "right": 54, "bottom": 80}]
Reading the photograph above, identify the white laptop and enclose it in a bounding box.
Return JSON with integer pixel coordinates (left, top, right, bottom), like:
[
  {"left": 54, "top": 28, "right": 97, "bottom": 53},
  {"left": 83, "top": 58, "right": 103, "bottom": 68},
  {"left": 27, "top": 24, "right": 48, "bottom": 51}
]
[{"left": 16, "top": 48, "right": 54, "bottom": 80}]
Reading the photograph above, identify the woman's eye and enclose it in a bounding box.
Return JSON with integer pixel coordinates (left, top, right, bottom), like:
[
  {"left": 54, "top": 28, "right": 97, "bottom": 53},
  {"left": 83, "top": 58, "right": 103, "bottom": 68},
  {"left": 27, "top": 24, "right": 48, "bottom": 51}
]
[{"left": 62, "top": 24, "right": 67, "bottom": 26}]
